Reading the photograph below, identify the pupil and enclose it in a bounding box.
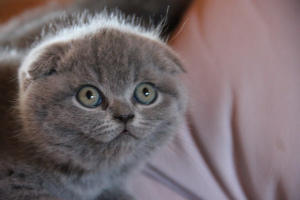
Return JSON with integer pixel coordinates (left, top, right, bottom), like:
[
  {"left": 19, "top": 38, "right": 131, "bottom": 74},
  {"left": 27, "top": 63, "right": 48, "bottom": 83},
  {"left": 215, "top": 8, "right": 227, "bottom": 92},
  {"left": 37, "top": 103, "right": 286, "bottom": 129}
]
[
  {"left": 86, "top": 90, "right": 93, "bottom": 99},
  {"left": 143, "top": 88, "right": 149, "bottom": 96}
]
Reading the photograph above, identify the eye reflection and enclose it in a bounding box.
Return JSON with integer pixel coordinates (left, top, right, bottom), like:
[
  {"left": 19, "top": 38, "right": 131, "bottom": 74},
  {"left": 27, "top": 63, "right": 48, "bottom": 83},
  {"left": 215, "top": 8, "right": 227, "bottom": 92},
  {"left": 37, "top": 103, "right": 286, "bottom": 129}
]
[
  {"left": 134, "top": 83, "right": 157, "bottom": 105},
  {"left": 76, "top": 85, "right": 102, "bottom": 108}
]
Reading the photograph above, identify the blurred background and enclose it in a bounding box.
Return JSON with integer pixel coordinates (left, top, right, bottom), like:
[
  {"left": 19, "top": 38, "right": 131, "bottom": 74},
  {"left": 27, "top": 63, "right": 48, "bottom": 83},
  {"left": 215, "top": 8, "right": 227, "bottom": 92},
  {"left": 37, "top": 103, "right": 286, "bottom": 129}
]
[
  {"left": 0, "top": 0, "right": 71, "bottom": 23},
  {"left": 0, "top": 0, "right": 193, "bottom": 34}
]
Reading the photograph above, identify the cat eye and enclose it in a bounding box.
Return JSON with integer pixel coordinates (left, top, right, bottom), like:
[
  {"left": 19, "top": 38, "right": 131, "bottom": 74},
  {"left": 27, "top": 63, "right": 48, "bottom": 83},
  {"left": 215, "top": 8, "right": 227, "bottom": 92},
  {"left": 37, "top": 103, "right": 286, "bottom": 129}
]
[
  {"left": 76, "top": 85, "right": 102, "bottom": 108},
  {"left": 134, "top": 83, "right": 157, "bottom": 105}
]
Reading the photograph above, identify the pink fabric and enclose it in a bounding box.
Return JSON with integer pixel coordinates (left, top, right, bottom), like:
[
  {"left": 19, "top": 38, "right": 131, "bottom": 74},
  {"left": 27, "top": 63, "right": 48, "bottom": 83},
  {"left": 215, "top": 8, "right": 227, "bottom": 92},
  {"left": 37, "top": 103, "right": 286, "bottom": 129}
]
[{"left": 131, "top": 0, "right": 300, "bottom": 199}]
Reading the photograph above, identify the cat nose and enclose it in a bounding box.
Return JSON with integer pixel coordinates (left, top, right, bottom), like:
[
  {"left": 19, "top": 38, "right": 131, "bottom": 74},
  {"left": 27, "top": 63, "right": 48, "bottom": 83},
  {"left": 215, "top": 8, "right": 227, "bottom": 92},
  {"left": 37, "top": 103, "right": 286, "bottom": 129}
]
[{"left": 113, "top": 114, "right": 135, "bottom": 124}]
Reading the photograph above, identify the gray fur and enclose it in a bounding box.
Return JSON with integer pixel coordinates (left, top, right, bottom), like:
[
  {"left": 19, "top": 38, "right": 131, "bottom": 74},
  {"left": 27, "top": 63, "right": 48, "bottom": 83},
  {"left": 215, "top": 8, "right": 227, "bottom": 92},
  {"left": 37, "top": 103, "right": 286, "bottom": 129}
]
[{"left": 0, "top": 10, "right": 186, "bottom": 200}]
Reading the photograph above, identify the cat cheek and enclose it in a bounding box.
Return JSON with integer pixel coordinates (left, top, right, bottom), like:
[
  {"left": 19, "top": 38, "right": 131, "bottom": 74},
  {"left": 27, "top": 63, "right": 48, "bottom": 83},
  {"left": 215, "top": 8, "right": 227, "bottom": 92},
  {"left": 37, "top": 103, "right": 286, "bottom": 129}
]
[{"left": 133, "top": 127, "right": 154, "bottom": 139}]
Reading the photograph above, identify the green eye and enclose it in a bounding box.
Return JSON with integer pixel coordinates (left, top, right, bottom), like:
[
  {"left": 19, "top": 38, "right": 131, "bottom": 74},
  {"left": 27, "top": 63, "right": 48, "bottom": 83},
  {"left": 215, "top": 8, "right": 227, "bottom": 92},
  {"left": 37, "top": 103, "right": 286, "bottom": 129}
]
[
  {"left": 76, "top": 85, "right": 102, "bottom": 108},
  {"left": 134, "top": 83, "right": 157, "bottom": 105}
]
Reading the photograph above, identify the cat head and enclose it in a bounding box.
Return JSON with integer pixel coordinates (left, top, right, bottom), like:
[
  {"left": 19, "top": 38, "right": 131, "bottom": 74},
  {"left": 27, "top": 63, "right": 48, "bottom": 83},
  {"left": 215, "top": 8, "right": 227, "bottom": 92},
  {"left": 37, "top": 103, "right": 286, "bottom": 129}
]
[{"left": 18, "top": 15, "right": 187, "bottom": 171}]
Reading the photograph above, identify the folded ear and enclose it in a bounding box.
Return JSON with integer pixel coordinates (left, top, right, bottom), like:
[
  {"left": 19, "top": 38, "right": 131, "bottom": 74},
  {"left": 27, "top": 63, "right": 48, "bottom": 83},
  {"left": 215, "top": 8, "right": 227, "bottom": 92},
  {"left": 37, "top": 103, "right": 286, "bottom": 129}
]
[
  {"left": 19, "top": 43, "right": 69, "bottom": 92},
  {"left": 28, "top": 43, "right": 69, "bottom": 79},
  {"left": 164, "top": 46, "right": 186, "bottom": 74},
  {"left": 155, "top": 44, "right": 185, "bottom": 74}
]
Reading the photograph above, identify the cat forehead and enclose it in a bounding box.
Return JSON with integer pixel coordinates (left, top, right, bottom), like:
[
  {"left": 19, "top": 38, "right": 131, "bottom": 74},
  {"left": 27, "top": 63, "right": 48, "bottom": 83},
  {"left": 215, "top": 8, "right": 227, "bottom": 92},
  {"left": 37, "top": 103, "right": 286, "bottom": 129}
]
[
  {"left": 19, "top": 30, "right": 174, "bottom": 94},
  {"left": 19, "top": 12, "right": 163, "bottom": 80},
  {"left": 67, "top": 32, "right": 168, "bottom": 92}
]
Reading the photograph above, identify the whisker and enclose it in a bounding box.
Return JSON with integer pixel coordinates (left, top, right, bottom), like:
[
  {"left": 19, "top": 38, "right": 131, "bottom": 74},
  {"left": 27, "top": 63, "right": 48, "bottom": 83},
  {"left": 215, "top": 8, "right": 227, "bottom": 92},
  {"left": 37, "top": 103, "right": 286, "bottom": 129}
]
[{"left": 169, "top": 18, "right": 189, "bottom": 43}]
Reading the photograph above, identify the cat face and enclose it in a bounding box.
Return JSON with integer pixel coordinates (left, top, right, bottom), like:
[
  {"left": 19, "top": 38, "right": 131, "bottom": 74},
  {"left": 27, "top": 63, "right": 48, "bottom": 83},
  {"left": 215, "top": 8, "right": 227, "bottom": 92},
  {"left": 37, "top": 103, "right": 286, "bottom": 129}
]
[{"left": 18, "top": 29, "right": 186, "bottom": 170}]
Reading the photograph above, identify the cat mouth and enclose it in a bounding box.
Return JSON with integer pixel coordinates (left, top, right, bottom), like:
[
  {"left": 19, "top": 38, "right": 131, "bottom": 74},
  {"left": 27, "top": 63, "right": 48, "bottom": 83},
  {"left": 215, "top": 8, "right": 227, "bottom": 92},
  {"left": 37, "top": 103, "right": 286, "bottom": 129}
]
[{"left": 119, "top": 129, "right": 137, "bottom": 139}]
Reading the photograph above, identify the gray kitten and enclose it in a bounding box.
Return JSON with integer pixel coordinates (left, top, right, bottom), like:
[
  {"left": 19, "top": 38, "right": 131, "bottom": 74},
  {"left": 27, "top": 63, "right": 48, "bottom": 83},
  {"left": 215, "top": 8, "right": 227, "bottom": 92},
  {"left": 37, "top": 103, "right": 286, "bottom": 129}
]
[{"left": 0, "top": 11, "right": 186, "bottom": 200}]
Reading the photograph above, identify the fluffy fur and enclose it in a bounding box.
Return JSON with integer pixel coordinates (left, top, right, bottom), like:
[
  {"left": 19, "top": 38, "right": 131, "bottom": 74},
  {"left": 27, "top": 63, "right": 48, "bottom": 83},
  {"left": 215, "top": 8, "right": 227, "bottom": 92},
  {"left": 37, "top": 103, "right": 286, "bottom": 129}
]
[{"left": 0, "top": 10, "right": 186, "bottom": 200}]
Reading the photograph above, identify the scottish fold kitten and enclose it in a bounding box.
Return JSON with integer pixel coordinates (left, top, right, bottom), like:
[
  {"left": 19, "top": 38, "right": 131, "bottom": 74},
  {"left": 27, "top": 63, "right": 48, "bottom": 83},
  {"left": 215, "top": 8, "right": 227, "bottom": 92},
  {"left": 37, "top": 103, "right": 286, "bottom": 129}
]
[{"left": 0, "top": 11, "right": 186, "bottom": 200}]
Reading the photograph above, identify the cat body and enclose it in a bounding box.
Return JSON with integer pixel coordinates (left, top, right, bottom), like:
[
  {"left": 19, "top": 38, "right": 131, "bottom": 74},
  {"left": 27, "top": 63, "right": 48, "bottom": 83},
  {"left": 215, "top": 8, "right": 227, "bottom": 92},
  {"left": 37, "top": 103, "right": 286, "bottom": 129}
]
[{"left": 0, "top": 11, "right": 186, "bottom": 200}]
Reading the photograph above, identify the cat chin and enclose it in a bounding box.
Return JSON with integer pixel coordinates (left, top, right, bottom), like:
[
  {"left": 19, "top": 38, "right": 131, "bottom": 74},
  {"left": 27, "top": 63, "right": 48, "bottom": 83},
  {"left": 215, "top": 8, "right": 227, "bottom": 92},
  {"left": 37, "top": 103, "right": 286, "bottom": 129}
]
[
  {"left": 86, "top": 130, "right": 138, "bottom": 145},
  {"left": 83, "top": 125, "right": 139, "bottom": 144}
]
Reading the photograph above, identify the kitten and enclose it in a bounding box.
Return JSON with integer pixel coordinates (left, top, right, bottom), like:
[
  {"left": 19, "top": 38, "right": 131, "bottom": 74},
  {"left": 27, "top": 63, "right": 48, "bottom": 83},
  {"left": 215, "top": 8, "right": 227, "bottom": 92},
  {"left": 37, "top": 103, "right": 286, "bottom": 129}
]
[{"left": 0, "top": 11, "right": 187, "bottom": 200}]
